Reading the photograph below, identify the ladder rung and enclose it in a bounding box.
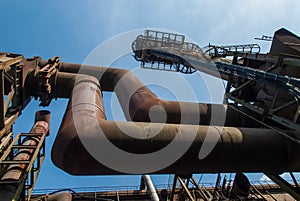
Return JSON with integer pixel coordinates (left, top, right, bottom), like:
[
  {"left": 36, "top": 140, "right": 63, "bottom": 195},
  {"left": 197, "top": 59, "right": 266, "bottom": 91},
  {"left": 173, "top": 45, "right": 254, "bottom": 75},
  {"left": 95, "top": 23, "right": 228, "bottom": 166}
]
[
  {"left": 12, "top": 145, "right": 37, "bottom": 149},
  {"left": 20, "top": 133, "right": 43, "bottom": 137},
  {"left": 1, "top": 160, "right": 30, "bottom": 164},
  {"left": 0, "top": 180, "right": 19, "bottom": 185}
]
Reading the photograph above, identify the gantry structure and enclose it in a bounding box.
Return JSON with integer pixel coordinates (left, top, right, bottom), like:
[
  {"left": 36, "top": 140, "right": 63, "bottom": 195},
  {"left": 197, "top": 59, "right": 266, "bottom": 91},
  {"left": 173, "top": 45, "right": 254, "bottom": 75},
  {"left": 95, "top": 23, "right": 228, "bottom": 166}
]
[{"left": 0, "top": 28, "right": 300, "bottom": 200}]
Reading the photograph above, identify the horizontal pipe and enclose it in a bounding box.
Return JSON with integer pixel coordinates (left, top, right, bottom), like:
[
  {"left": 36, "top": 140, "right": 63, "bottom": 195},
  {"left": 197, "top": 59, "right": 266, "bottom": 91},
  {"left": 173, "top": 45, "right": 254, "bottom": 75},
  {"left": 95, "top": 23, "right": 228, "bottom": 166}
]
[
  {"left": 51, "top": 62, "right": 259, "bottom": 127},
  {"left": 24, "top": 70, "right": 92, "bottom": 99},
  {"left": 51, "top": 75, "right": 300, "bottom": 175}
]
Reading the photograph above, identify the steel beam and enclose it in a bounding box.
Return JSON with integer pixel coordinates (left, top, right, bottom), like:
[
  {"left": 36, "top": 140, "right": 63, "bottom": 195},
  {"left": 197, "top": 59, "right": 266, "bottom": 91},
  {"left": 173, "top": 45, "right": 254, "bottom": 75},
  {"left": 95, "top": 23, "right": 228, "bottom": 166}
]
[
  {"left": 0, "top": 69, "right": 4, "bottom": 131},
  {"left": 191, "top": 176, "right": 209, "bottom": 201},
  {"left": 265, "top": 173, "right": 300, "bottom": 201},
  {"left": 177, "top": 176, "right": 195, "bottom": 201},
  {"left": 170, "top": 175, "right": 177, "bottom": 201}
]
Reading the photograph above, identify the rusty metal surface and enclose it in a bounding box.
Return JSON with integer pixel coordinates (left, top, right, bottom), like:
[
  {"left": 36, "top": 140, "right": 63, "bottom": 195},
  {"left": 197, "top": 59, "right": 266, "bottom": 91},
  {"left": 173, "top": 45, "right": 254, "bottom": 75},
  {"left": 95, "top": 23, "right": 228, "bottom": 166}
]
[
  {"left": 51, "top": 75, "right": 300, "bottom": 175},
  {"left": 35, "top": 110, "right": 51, "bottom": 136},
  {"left": 1, "top": 111, "right": 49, "bottom": 181},
  {"left": 12, "top": 28, "right": 300, "bottom": 177},
  {"left": 0, "top": 110, "right": 50, "bottom": 201},
  {"left": 55, "top": 63, "right": 258, "bottom": 127},
  {"left": 1, "top": 27, "right": 300, "bottom": 199},
  {"left": 270, "top": 28, "right": 300, "bottom": 56}
]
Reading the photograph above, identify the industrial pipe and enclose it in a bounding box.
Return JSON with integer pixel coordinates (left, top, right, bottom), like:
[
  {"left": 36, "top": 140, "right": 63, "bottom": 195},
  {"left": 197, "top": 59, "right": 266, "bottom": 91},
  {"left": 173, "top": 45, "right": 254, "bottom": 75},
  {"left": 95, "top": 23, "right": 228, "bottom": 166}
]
[
  {"left": 142, "top": 175, "right": 160, "bottom": 201},
  {"left": 0, "top": 110, "right": 50, "bottom": 201},
  {"left": 44, "top": 61, "right": 258, "bottom": 127},
  {"left": 51, "top": 74, "right": 300, "bottom": 175}
]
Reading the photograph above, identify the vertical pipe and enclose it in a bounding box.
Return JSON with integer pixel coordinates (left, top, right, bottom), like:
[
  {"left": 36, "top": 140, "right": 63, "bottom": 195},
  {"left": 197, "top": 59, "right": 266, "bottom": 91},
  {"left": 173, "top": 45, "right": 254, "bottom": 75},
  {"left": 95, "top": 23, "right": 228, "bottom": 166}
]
[
  {"left": 35, "top": 110, "right": 50, "bottom": 136},
  {"left": 116, "top": 190, "right": 120, "bottom": 201},
  {"left": 143, "top": 175, "right": 160, "bottom": 201},
  {"left": 0, "top": 110, "right": 50, "bottom": 201}
]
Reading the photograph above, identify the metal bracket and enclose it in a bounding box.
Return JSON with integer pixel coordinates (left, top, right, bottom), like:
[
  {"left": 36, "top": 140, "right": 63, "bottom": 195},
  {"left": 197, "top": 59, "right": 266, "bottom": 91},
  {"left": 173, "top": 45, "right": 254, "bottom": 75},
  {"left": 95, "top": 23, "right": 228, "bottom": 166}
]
[
  {"left": 0, "top": 53, "right": 24, "bottom": 136},
  {"left": 36, "top": 57, "right": 60, "bottom": 106}
]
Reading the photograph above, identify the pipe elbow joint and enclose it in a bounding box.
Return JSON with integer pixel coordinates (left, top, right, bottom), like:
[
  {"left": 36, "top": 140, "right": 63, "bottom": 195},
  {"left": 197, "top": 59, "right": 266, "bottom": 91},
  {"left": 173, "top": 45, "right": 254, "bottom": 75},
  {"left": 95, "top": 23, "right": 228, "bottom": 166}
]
[{"left": 129, "top": 93, "right": 162, "bottom": 122}]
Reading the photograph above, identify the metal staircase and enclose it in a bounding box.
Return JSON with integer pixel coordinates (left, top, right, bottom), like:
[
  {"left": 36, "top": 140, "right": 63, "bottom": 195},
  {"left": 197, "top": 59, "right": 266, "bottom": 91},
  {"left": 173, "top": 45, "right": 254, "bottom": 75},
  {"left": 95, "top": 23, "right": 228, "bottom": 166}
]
[
  {"left": 204, "top": 43, "right": 261, "bottom": 58},
  {"left": 0, "top": 132, "right": 46, "bottom": 201}
]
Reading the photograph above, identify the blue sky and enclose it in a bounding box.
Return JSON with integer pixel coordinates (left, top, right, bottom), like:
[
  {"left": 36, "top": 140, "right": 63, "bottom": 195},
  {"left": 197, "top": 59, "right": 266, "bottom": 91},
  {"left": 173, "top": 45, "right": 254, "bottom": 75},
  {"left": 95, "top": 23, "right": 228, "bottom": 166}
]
[{"left": 1, "top": 0, "right": 300, "bottom": 191}]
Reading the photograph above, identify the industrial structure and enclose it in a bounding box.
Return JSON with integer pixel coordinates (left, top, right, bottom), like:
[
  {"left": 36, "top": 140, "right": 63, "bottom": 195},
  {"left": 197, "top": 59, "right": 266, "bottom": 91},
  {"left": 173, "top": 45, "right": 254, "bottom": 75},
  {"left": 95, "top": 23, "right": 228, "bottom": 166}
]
[{"left": 0, "top": 28, "right": 300, "bottom": 200}]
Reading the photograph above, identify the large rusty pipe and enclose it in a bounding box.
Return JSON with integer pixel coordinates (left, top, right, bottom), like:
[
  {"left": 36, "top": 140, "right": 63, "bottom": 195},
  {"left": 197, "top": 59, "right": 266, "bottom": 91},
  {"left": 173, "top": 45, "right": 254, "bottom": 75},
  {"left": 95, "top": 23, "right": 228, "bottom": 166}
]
[
  {"left": 0, "top": 110, "right": 50, "bottom": 201},
  {"left": 51, "top": 75, "right": 300, "bottom": 175},
  {"left": 49, "top": 62, "right": 258, "bottom": 127}
]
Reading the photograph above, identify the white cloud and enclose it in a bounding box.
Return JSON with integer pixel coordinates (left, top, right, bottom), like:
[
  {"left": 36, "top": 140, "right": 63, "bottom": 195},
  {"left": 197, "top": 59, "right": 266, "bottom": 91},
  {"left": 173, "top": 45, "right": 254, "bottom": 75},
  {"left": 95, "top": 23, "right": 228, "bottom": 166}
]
[
  {"left": 259, "top": 174, "right": 271, "bottom": 182},
  {"left": 69, "top": 0, "right": 299, "bottom": 53},
  {"left": 259, "top": 173, "right": 300, "bottom": 183}
]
